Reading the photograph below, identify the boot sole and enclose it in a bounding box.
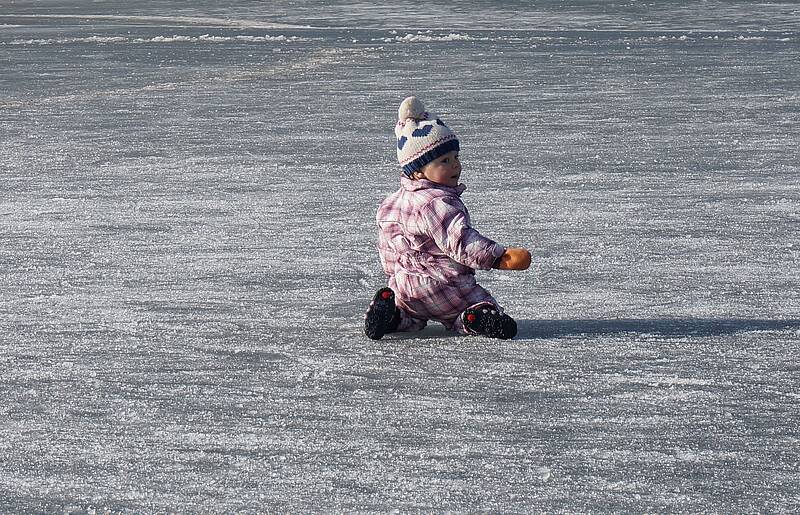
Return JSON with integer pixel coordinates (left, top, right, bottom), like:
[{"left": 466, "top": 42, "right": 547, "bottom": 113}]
[{"left": 365, "top": 288, "right": 397, "bottom": 340}]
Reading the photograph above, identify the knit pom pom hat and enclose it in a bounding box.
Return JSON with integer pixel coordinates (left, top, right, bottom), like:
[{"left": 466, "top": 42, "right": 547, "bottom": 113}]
[{"left": 395, "top": 96, "right": 460, "bottom": 177}]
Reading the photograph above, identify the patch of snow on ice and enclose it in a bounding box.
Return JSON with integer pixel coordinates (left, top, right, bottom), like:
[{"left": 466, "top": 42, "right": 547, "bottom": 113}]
[
  {"left": 378, "top": 32, "right": 489, "bottom": 43},
  {"left": 606, "top": 373, "right": 716, "bottom": 386},
  {"left": 5, "top": 34, "right": 318, "bottom": 46}
]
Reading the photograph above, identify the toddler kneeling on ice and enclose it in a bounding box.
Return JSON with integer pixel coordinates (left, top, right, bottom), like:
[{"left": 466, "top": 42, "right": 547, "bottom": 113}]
[{"left": 365, "top": 97, "right": 530, "bottom": 340}]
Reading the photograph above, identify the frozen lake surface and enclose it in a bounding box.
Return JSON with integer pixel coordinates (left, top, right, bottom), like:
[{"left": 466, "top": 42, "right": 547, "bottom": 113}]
[{"left": 1, "top": 1, "right": 799, "bottom": 512}]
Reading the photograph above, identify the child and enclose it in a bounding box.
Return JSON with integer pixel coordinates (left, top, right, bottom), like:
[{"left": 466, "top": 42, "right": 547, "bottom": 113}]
[{"left": 365, "top": 97, "right": 531, "bottom": 340}]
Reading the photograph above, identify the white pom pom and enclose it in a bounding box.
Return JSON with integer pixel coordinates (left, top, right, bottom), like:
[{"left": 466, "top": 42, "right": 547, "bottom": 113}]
[{"left": 398, "top": 96, "right": 427, "bottom": 121}]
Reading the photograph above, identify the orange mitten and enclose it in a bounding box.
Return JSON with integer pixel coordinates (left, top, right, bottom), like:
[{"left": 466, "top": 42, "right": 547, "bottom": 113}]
[{"left": 494, "top": 247, "right": 531, "bottom": 271}]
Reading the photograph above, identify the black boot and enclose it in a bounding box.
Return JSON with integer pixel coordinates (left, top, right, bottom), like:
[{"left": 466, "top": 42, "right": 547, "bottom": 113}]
[
  {"left": 365, "top": 287, "right": 401, "bottom": 340},
  {"left": 462, "top": 303, "right": 517, "bottom": 340}
]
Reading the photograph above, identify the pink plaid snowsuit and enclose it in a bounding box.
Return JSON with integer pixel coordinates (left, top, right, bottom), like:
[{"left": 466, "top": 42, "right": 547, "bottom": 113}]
[{"left": 376, "top": 177, "right": 506, "bottom": 333}]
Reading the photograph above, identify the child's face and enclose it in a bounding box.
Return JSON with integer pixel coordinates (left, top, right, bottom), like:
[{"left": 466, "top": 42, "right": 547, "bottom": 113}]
[{"left": 415, "top": 150, "right": 462, "bottom": 187}]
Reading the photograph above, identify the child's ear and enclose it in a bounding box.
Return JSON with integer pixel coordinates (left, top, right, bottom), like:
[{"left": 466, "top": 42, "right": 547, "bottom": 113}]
[{"left": 412, "top": 171, "right": 425, "bottom": 180}]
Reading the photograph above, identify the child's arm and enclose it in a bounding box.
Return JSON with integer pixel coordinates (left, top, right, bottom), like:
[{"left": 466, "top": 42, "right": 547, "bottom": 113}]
[{"left": 417, "top": 198, "right": 508, "bottom": 270}]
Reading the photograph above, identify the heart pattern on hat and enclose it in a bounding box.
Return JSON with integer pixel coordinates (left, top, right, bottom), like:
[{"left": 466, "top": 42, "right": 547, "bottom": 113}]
[
  {"left": 412, "top": 124, "right": 434, "bottom": 138},
  {"left": 397, "top": 136, "right": 408, "bottom": 150}
]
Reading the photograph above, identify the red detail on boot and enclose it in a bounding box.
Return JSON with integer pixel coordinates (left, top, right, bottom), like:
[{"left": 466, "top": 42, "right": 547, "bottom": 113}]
[
  {"left": 381, "top": 291, "right": 392, "bottom": 300},
  {"left": 466, "top": 313, "right": 477, "bottom": 323}
]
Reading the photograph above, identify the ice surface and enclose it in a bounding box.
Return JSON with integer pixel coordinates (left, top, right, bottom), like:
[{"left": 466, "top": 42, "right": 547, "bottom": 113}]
[{"left": 1, "top": 1, "right": 799, "bottom": 512}]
